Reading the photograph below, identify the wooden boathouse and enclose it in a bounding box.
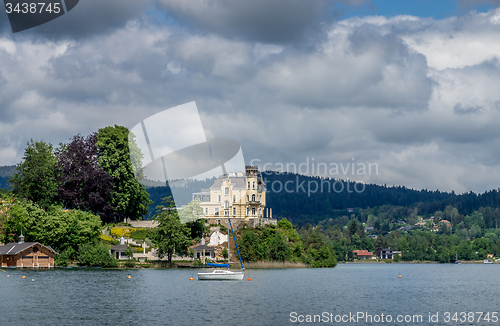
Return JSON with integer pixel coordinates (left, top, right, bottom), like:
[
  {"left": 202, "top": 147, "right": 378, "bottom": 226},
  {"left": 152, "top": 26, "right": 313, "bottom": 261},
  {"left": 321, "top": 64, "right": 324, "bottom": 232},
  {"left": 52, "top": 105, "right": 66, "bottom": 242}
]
[{"left": 0, "top": 234, "right": 58, "bottom": 268}]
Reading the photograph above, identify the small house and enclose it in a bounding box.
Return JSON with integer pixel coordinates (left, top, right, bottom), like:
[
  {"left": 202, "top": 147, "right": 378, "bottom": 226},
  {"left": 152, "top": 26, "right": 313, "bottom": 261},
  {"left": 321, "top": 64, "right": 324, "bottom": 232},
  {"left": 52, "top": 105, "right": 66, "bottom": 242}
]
[
  {"left": 110, "top": 237, "right": 131, "bottom": 260},
  {"left": 376, "top": 247, "right": 393, "bottom": 259},
  {"left": 352, "top": 250, "right": 373, "bottom": 259},
  {"left": 192, "top": 238, "right": 216, "bottom": 260},
  {"left": 0, "top": 234, "right": 58, "bottom": 268}
]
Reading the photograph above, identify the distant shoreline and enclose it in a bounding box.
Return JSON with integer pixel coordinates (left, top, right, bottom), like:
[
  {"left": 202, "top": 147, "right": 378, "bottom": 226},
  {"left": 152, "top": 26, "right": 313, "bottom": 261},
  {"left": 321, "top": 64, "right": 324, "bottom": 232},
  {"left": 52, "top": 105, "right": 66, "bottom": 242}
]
[{"left": 348, "top": 260, "right": 498, "bottom": 264}]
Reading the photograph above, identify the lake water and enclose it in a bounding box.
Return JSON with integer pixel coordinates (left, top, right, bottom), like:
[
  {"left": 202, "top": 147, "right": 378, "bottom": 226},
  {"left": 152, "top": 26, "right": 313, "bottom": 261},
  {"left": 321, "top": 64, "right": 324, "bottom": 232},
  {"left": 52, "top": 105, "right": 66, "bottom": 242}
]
[{"left": 0, "top": 263, "right": 498, "bottom": 325}]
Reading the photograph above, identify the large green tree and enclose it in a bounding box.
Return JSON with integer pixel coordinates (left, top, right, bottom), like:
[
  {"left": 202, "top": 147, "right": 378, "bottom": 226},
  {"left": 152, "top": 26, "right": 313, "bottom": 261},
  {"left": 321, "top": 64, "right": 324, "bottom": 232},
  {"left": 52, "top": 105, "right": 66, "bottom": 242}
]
[
  {"left": 9, "top": 140, "right": 59, "bottom": 208},
  {"left": 96, "top": 125, "right": 152, "bottom": 220},
  {"left": 152, "top": 197, "right": 190, "bottom": 263},
  {"left": 0, "top": 198, "right": 101, "bottom": 253}
]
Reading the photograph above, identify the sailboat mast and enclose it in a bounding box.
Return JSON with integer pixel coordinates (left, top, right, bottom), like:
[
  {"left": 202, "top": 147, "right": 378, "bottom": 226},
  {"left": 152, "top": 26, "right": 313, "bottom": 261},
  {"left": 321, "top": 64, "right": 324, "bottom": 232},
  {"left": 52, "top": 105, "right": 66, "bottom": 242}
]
[{"left": 228, "top": 218, "right": 244, "bottom": 271}]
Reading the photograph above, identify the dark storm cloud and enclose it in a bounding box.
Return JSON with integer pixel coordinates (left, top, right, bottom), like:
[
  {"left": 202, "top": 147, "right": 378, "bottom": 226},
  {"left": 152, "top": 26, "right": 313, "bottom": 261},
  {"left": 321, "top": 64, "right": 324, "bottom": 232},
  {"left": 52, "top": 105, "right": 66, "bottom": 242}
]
[{"left": 155, "top": 0, "right": 369, "bottom": 44}]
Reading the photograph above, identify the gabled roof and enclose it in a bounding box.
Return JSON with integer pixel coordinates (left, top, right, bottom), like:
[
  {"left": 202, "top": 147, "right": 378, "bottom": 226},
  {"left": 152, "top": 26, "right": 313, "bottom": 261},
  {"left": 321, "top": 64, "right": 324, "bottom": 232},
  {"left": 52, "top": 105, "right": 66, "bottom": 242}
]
[
  {"left": 110, "top": 244, "right": 129, "bottom": 251},
  {"left": 353, "top": 250, "right": 373, "bottom": 256},
  {"left": 192, "top": 244, "right": 215, "bottom": 251},
  {"left": 210, "top": 176, "right": 246, "bottom": 190},
  {"left": 0, "top": 242, "right": 58, "bottom": 255}
]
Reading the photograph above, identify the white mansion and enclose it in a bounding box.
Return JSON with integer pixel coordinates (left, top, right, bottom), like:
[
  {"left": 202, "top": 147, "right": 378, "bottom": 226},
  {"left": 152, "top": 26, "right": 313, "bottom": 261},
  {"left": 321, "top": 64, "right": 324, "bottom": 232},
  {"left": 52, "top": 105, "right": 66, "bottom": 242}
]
[{"left": 193, "top": 166, "right": 274, "bottom": 227}]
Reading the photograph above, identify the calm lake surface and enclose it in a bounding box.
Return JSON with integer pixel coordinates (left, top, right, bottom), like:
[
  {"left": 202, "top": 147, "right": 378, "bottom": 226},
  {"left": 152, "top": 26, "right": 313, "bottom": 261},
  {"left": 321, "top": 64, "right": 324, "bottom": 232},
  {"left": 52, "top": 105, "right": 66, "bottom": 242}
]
[{"left": 1, "top": 264, "right": 498, "bottom": 325}]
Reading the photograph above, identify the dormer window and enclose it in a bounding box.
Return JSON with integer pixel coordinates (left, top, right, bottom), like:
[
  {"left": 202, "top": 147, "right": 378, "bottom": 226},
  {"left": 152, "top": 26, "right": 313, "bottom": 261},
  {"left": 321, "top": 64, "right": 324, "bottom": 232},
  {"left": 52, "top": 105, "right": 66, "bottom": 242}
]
[{"left": 225, "top": 187, "right": 229, "bottom": 195}]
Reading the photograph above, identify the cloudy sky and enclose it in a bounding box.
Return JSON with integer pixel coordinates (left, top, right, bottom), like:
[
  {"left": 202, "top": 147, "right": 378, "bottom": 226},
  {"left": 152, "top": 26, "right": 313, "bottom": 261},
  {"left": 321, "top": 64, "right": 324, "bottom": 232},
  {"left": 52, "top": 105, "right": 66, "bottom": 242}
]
[{"left": 1, "top": 0, "right": 500, "bottom": 194}]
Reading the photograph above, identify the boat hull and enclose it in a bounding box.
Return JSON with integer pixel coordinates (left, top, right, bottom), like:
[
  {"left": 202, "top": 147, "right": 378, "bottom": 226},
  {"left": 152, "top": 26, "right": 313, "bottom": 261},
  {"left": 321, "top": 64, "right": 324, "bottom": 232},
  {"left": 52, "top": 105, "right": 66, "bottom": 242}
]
[{"left": 197, "top": 270, "right": 244, "bottom": 281}]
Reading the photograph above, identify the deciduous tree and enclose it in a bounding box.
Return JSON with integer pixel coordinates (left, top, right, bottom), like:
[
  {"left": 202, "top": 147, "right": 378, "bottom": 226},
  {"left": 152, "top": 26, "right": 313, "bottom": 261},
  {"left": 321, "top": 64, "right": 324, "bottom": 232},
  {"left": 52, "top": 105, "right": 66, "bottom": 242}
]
[
  {"left": 152, "top": 197, "right": 190, "bottom": 263},
  {"left": 57, "top": 133, "right": 116, "bottom": 222},
  {"left": 9, "top": 140, "right": 59, "bottom": 208},
  {"left": 96, "top": 125, "right": 152, "bottom": 220}
]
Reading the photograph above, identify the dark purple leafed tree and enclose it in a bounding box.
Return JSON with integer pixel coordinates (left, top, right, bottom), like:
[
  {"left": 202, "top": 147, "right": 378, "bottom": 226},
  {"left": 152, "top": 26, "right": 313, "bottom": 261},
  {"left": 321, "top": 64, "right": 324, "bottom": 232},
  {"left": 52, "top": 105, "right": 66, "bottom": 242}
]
[{"left": 57, "top": 133, "right": 118, "bottom": 223}]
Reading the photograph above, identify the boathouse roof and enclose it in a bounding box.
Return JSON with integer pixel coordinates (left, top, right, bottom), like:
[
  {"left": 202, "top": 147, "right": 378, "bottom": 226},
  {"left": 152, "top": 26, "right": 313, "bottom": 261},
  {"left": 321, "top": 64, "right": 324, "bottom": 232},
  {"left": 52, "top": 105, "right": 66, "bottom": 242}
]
[{"left": 0, "top": 242, "right": 58, "bottom": 255}]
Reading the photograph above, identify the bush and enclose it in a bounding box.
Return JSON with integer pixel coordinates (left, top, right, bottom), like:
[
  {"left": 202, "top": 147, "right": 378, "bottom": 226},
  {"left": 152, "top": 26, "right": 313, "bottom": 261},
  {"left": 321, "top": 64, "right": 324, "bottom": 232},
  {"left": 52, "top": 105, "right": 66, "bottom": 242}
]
[
  {"left": 55, "top": 247, "right": 75, "bottom": 267},
  {"left": 77, "top": 242, "right": 117, "bottom": 267},
  {"left": 124, "top": 259, "right": 136, "bottom": 268},
  {"left": 129, "top": 228, "right": 155, "bottom": 240},
  {"left": 192, "top": 259, "right": 204, "bottom": 266}
]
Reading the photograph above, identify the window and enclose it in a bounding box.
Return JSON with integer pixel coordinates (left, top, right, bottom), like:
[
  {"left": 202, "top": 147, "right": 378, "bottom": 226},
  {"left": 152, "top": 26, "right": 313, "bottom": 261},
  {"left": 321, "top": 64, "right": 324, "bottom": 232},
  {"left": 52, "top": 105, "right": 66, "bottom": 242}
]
[
  {"left": 225, "top": 187, "right": 229, "bottom": 195},
  {"left": 233, "top": 207, "right": 236, "bottom": 216},
  {"left": 233, "top": 195, "right": 236, "bottom": 202},
  {"left": 252, "top": 181, "right": 255, "bottom": 189},
  {"left": 252, "top": 207, "right": 256, "bottom": 215},
  {"left": 224, "top": 210, "right": 228, "bottom": 216},
  {"left": 247, "top": 195, "right": 249, "bottom": 202},
  {"left": 224, "top": 200, "right": 230, "bottom": 209},
  {"left": 216, "top": 219, "right": 221, "bottom": 225},
  {"left": 215, "top": 208, "right": 219, "bottom": 216},
  {"left": 246, "top": 207, "right": 249, "bottom": 216},
  {"left": 218, "top": 194, "right": 221, "bottom": 202},
  {"left": 248, "top": 181, "right": 250, "bottom": 189},
  {"left": 251, "top": 194, "right": 256, "bottom": 202},
  {"left": 204, "top": 208, "right": 208, "bottom": 216}
]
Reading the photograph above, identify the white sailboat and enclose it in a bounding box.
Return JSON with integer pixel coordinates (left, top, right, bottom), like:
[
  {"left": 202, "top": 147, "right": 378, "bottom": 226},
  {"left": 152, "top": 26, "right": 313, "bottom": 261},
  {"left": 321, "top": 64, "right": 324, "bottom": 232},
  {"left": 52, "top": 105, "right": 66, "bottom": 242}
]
[
  {"left": 197, "top": 266, "right": 244, "bottom": 280},
  {"left": 197, "top": 218, "right": 245, "bottom": 281}
]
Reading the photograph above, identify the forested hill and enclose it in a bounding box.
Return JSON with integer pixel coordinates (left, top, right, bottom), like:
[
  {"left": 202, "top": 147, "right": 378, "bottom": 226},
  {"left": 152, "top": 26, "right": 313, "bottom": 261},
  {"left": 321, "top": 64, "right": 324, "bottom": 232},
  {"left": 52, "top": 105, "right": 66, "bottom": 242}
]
[
  {"left": 263, "top": 172, "right": 500, "bottom": 225},
  {"left": 142, "top": 171, "right": 500, "bottom": 225},
  {"left": 3, "top": 164, "right": 500, "bottom": 226},
  {"left": 0, "top": 165, "right": 15, "bottom": 189}
]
